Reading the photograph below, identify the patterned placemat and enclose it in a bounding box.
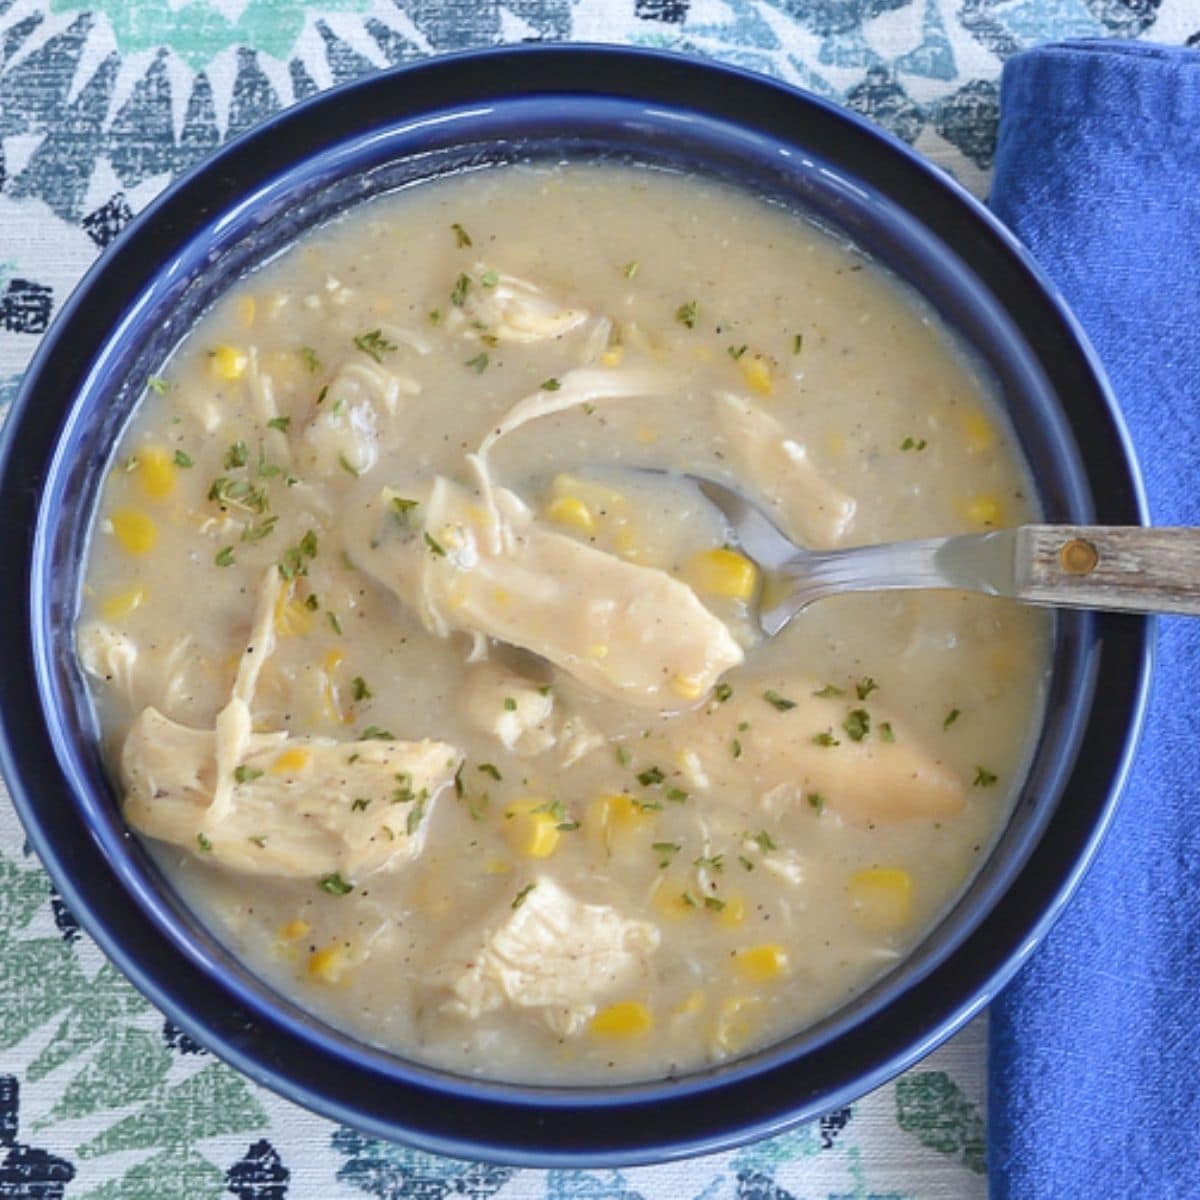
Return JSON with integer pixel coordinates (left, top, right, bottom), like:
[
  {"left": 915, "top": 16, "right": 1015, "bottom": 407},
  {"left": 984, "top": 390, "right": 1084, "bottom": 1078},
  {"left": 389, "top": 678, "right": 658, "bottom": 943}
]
[{"left": 2, "top": 1, "right": 1194, "bottom": 1195}]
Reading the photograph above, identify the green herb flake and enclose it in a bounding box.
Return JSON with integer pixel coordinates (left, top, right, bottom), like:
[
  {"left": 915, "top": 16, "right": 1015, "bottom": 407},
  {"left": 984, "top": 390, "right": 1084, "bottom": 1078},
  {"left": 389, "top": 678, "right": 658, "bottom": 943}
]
[
  {"left": 208, "top": 476, "right": 268, "bottom": 514},
  {"left": 665, "top": 786, "right": 689, "bottom": 804},
  {"left": 900, "top": 436, "right": 928, "bottom": 451},
  {"left": 480, "top": 268, "right": 499, "bottom": 288},
  {"left": 843, "top": 708, "right": 871, "bottom": 742},
  {"left": 540, "top": 377, "right": 562, "bottom": 392},
  {"left": 622, "top": 261, "right": 640, "bottom": 280},
  {"left": 391, "top": 496, "right": 420, "bottom": 524},
  {"left": 233, "top": 765, "right": 263, "bottom": 783},
  {"left": 147, "top": 375, "right": 170, "bottom": 394},
  {"left": 636, "top": 766, "right": 665, "bottom": 787},
  {"left": 792, "top": 333, "right": 804, "bottom": 355},
  {"left": 878, "top": 722, "right": 895, "bottom": 743},
  {"left": 763, "top": 689, "right": 797, "bottom": 711},
  {"left": 241, "top": 515, "right": 278, "bottom": 544},
  {"left": 728, "top": 344, "right": 748, "bottom": 360},
  {"left": 353, "top": 329, "right": 397, "bottom": 363},
  {"left": 944, "top": 707, "right": 961, "bottom": 729},
  {"left": 249, "top": 835, "right": 267, "bottom": 848},
  {"left": 338, "top": 452, "right": 360, "bottom": 477},
  {"left": 424, "top": 532, "right": 447, "bottom": 557},
  {"left": 304, "top": 594, "right": 320, "bottom": 612},
  {"left": 464, "top": 352, "right": 489, "bottom": 374},
  {"left": 856, "top": 676, "right": 879, "bottom": 700},
  {"left": 503, "top": 697, "right": 517, "bottom": 712},
  {"left": 478, "top": 763, "right": 502, "bottom": 782},
  {"left": 451, "top": 222, "right": 473, "bottom": 248},
  {"left": 318, "top": 872, "right": 353, "bottom": 896},
  {"left": 351, "top": 798, "right": 371, "bottom": 812},
  {"left": 738, "top": 855, "right": 755, "bottom": 872},
  {"left": 301, "top": 346, "right": 320, "bottom": 373},
  {"left": 615, "top": 746, "right": 632, "bottom": 767},
  {"left": 360, "top": 726, "right": 394, "bottom": 741},
  {"left": 680, "top": 891, "right": 698, "bottom": 909},
  {"left": 812, "top": 730, "right": 840, "bottom": 747},
  {"left": 267, "top": 416, "right": 291, "bottom": 432},
  {"left": 193, "top": 832, "right": 212, "bottom": 853},
  {"left": 428, "top": 308, "right": 442, "bottom": 326},
  {"left": 807, "top": 792, "right": 826, "bottom": 814},
  {"left": 173, "top": 450, "right": 194, "bottom": 468},
  {"left": 973, "top": 766, "right": 999, "bottom": 788},
  {"left": 731, "top": 738, "right": 743, "bottom": 759},
  {"left": 752, "top": 831, "right": 777, "bottom": 852},
  {"left": 714, "top": 682, "right": 733, "bottom": 703},
  {"left": 351, "top": 676, "right": 372, "bottom": 702},
  {"left": 694, "top": 854, "right": 724, "bottom": 873},
  {"left": 406, "top": 795, "right": 427, "bottom": 836},
  {"left": 215, "top": 546, "right": 235, "bottom": 568},
  {"left": 224, "top": 441, "right": 248, "bottom": 469},
  {"left": 327, "top": 611, "right": 342, "bottom": 636},
  {"left": 450, "top": 274, "right": 471, "bottom": 308},
  {"left": 703, "top": 896, "right": 726, "bottom": 913},
  {"left": 675, "top": 299, "right": 698, "bottom": 329},
  {"left": 812, "top": 683, "right": 844, "bottom": 699},
  {"left": 512, "top": 882, "right": 537, "bottom": 910}
]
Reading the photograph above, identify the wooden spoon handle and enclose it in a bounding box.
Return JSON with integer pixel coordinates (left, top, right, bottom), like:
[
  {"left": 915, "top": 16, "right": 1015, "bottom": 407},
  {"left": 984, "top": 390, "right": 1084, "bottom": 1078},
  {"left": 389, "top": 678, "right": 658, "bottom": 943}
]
[{"left": 1016, "top": 526, "right": 1200, "bottom": 615}]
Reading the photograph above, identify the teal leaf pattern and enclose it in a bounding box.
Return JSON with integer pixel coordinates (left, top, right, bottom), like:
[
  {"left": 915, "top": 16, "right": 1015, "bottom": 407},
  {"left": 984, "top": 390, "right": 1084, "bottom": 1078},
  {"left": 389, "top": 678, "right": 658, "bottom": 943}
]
[{"left": 895, "top": 1070, "right": 986, "bottom": 1175}]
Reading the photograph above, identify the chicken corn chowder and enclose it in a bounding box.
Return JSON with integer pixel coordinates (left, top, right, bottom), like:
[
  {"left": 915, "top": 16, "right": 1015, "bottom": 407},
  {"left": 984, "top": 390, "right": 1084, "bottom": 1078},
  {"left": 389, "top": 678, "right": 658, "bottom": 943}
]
[{"left": 78, "top": 164, "right": 1048, "bottom": 1083}]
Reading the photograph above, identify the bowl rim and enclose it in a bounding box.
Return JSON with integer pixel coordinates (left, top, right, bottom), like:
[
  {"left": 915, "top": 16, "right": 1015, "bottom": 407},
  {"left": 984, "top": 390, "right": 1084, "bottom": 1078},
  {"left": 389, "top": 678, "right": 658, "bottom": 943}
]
[{"left": 0, "top": 42, "right": 1152, "bottom": 1166}]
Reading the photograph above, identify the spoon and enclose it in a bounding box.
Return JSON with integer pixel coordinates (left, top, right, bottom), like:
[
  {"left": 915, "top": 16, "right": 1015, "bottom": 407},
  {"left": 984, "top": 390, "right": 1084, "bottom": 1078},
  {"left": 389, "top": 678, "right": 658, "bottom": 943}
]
[{"left": 686, "top": 475, "right": 1200, "bottom": 636}]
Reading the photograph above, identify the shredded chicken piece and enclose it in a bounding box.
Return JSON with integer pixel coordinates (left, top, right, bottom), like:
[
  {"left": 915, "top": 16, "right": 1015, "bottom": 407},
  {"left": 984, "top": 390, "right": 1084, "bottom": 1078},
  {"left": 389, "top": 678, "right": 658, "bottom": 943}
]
[
  {"left": 436, "top": 877, "right": 660, "bottom": 1035},
  {"left": 463, "top": 269, "right": 590, "bottom": 343},
  {"left": 460, "top": 663, "right": 556, "bottom": 756}
]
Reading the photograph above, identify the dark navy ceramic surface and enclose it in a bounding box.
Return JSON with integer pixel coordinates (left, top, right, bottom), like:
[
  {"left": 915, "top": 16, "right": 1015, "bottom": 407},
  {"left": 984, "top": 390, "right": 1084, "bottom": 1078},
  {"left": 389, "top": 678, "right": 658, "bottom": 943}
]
[{"left": 0, "top": 46, "right": 1151, "bottom": 1165}]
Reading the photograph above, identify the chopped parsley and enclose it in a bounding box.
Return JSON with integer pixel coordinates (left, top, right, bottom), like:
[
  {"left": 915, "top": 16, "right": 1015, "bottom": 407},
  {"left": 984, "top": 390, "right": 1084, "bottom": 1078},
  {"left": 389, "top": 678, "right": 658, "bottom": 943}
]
[
  {"left": 478, "top": 763, "right": 502, "bottom": 781},
  {"left": 680, "top": 891, "right": 699, "bottom": 909},
  {"left": 879, "top": 721, "right": 896, "bottom": 743},
  {"left": 633, "top": 797, "right": 664, "bottom": 814},
  {"left": 351, "top": 798, "right": 371, "bottom": 812},
  {"left": 208, "top": 476, "right": 268, "bottom": 514},
  {"left": 540, "top": 377, "right": 561, "bottom": 391},
  {"left": 327, "top": 611, "right": 342, "bottom": 636},
  {"left": 714, "top": 682, "right": 733, "bottom": 703},
  {"left": 731, "top": 738, "right": 743, "bottom": 759},
  {"left": 792, "top": 333, "right": 804, "bottom": 355},
  {"left": 622, "top": 261, "right": 640, "bottom": 280},
  {"left": 752, "top": 831, "right": 777, "bottom": 852},
  {"left": 304, "top": 593, "right": 320, "bottom": 611},
  {"left": 214, "top": 546, "right": 235, "bottom": 567},
  {"left": 856, "top": 676, "right": 879, "bottom": 700},
  {"left": 451, "top": 222, "right": 472, "bottom": 248},
  {"left": 615, "top": 746, "right": 632, "bottom": 767},
  {"left": 944, "top": 708, "right": 961, "bottom": 729},
  {"left": 480, "top": 269, "right": 499, "bottom": 288},
  {"left": 812, "top": 683, "right": 844, "bottom": 699},
  {"left": 406, "top": 795, "right": 427, "bottom": 836},
  {"left": 338, "top": 452, "right": 360, "bottom": 477},
  {"left": 424, "top": 532, "right": 447, "bottom": 557},
  {"left": 675, "top": 299, "right": 698, "bottom": 329},
  {"left": 464, "top": 352, "right": 489, "bottom": 374},
  {"left": 301, "top": 346, "right": 320, "bottom": 372},
  {"left": 636, "top": 766, "right": 665, "bottom": 787},
  {"left": 249, "top": 835, "right": 267, "bottom": 848},
  {"left": 450, "top": 274, "right": 471, "bottom": 307},
  {"left": 241, "top": 515, "right": 278, "bottom": 544},
  {"left": 233, "top": 765, "right": 262, "bottom": 783},
  {"left": 428, "top": 308, "right": 442, "bottom": 325},
  {"left": 173, "top": 450, "right": 194, "bottom": 468},
  {"left": 353, "top": 329, "right": 397, "bottom": 363},
  {"left": 267, "top": 416, "right": 291, "bottom": 432},
  {"left": 224, "top": 441, "right": 248, "bottom": 469},
  {"left": 391, "top": 496, "right": 420, "bottom": 524},
  {"left": 665, "top": 786, "right": 689, "bottom": 804},
  {"left": 812, "top": 730, "right": 840, "bottom": 747},
  {"left": 973, "top": 766, "right": 999, "bottom": 788},
  {"left": 147, "top": 375, "right": 169, "bottom": 394},
  {"left": 843, "top": 708, "right": 871, "bottom": 742},
  {"left": 652, "top": 841, "right": 681, "bottom": 868},
  {"left": 503, "top": 697, "right": 517, "bottom": 712},
  {"left": 318, "top": 873, "right": 353, "bottom": 896},
  {"left": 807, "top": 792, "right": 826, "bottom": 814},
  {"left": 727, "top": 344, "right": 748, "bottom": 360},
  {"left": 738, "top": 855, "right": 755, "bottom": 872},
  {"left": 351, "top": 677, "right": 372, "bottom": 701},
  {"left": 900, "top": 436, "right": 928, "bottom": 451},
  {"left": 694, "top": 854, "right": 724, "bottom": 873},
  {"left": 512, "top": 882, "right": 537, "bottom": 910},
  {"left": 763, "top": 689, "right": 797, "bottom": 711},
  {"left": 360, "top": 726, "right": 394, "bottom": 741},
  {"left": 703, "top": 896, "right": 726, "bottom": 913}
]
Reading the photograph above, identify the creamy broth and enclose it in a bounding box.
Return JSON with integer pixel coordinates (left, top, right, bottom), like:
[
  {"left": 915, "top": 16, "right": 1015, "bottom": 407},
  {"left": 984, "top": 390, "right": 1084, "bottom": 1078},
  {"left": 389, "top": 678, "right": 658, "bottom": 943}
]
[{"left": 78, "top": 164, "right": 1048, "bottom": 1083}]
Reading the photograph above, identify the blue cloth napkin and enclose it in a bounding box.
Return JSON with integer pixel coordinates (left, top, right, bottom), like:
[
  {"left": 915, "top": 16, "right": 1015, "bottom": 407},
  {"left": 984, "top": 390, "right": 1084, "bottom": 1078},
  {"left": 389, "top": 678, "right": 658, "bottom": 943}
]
[{"left": 987, "top": 41, "right": 1200, "bottom": 1198}]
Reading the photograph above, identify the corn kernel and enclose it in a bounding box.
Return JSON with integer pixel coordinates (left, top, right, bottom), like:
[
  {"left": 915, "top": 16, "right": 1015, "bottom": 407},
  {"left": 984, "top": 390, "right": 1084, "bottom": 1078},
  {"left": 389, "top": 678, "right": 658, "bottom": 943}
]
[
  {"left": 849, "top": 867, "right": 914, "bottom": 933},
  {"left": 237, "top": 295, "right": 257, "bottom": 327},
  {"left": 673, "top": 988, "right": 706, "bottom": 1017},
  {"left": 307, "top": 945, "right": 344, "bottom": 983},
  {"left": 600, "top": 345, "right": 625, "bottom": 368},
  {"left": 137, "top": 447, "right": 177, "bottom": 500},
  {"left": 545, "top": 495, "right": 596, "bottom": 533},
  {"left": 741, "top": 355, "right": 773, "bottom": 396},
  {"left": 587, "top": 643, "right": 609, "bottom": 660},
  {"left": 503, "top": 799, "right": 561, "bottom": 859},
  {"left": 271, "top": 747, "right": 311, "bottom": 776},
  {"left": 279, "top": 919, "right": 311, "bottom": 941},
  {"left": 275, "top": 596, "right": 314, "bottom": 637},
  {"left": 670, "top": 674, "right": 706, "bottom": 701},
  {"left": 590, "top": 1001, "right": 653, "bottom": 1037},
  {"left": 111, "top": 508, "right": 158, "bottom": 555},
  {"left": 686, "top": 548, "right": 759, "bottom": 600},
  {"left": 634, "top": 425, "right": 659, "bottom": 445},
  {"left": 826, "top": 430, "right": 848, "bottom": 458},
  {"left": 714, "top": 995, "right": 762, "bottom": 1054},
  {"left": 209, "top": 344, "right": 248, "bottom": 381},
  {"left": 965, "top": 495, "right": 1003, "bottom": 527},
  {"left": 613, "top": 526, "right": 640, "bottom": 561},
  {"left": 320, "top": 649, "right": 347, "bottom": 724},
  {"left": 734, "top": 943, "right": 789, "bottom": 982},
  {"left": 963, "top": 409, "right": 996, "bottom": 453},
  {"left": 483, "top": 858, "right": 513, "bottom": 876},
  {"left": 100, "top": 585, "right": 145, "bottom": 622},
  {"left": 652, "top": 875, "right": 700, "bottom": 920},
  {"left": 586, "top": 793, "right": 649, "bottom": 851},
  {"left": 490, "top": 587, "right": 512, "bottom": 607},
  {"left": 719, "top": 892, "right": 746, "bottom": 929}
]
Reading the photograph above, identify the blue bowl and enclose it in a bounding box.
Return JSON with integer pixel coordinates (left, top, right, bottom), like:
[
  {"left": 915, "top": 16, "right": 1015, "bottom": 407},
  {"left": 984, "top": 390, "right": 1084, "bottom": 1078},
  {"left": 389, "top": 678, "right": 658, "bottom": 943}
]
[{"left": 0, "top": 46, "right": 1151, "bottom": 1165}]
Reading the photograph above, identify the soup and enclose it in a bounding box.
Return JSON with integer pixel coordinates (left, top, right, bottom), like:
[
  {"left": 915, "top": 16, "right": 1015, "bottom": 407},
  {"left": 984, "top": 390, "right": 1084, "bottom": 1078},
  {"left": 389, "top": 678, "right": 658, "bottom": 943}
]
[{"left": 77, "top": 164, "right": 1048, "bottom": 1083}]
